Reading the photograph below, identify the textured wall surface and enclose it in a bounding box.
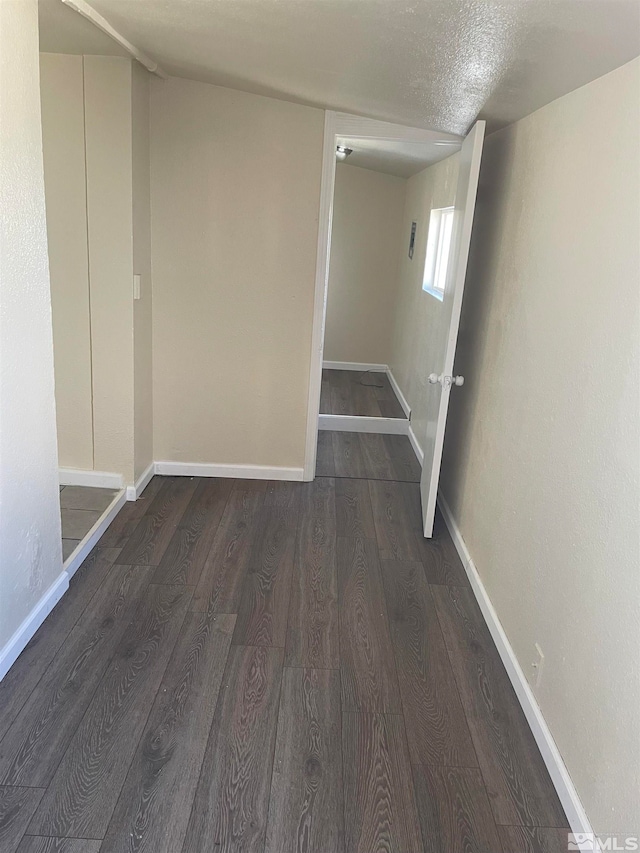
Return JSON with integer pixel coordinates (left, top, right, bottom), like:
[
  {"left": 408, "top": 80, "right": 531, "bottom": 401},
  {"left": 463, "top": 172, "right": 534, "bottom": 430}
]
[
  {"left": 0, "top": 0, "right": 63, "bottom": 650},
  {"left": 441, "top": 58, "right": 640, "bottom": 834},
  {"left": 151, "top": 77, "right": 323, "bottom": 469},
  {"left": 324, "top": 163, "right": 406, "bottom": 365}
]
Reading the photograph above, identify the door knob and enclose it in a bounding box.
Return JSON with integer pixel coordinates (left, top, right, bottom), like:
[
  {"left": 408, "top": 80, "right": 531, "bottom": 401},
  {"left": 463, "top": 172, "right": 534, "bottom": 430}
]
[{"left": 428, "top": 373, "right": 464, "bottom": 387}]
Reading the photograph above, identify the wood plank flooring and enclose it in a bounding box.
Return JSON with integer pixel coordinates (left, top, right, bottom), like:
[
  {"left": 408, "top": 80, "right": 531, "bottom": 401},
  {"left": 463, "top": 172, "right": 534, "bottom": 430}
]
[
  {"left": 0, "top": 435, "right": 568, "bottom": 852},
  {"left": 59, "top": 486, "right": 119, "bottom": 561},
  {"left": 317, "top": 431, "right": 422, "bottom": 482},
  {"left": 321, "top": 369, "right": 406, "bottom": 418}
]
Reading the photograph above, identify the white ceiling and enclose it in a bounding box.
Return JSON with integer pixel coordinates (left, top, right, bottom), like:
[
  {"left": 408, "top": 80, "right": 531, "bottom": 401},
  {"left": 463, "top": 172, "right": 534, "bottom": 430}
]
[
  {"left": 338, "top": 137, "right": 461, "bottom": 178},
  {"left": 40, "top": 0, "right": 640, "bottom": 135}
]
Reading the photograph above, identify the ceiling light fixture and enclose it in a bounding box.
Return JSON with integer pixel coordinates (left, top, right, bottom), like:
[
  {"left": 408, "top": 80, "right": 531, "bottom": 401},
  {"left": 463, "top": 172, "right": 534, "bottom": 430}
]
[{"left": 336, "top": 145, "right": 353, "bottom": 161}]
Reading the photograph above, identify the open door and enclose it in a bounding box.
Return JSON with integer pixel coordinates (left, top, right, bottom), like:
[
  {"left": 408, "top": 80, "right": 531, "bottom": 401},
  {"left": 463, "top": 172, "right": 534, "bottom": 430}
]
[{"left": 420, "top": 120, "right": 485, "bottom": 537}]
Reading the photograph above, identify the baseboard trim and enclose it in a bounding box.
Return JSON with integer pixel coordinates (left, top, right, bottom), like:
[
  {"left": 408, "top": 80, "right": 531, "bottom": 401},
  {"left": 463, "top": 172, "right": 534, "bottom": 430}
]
[
  {"left": 404, "top": 417, "right": 592, "bottom": 841},
  {"left": 408, "top": 424, "right": 424, "bottom": 465},
  {"left": 154, "top": 461, "right": 304, "bottom": 481},
  {"left": 0, "top": 486, "right": 129, "bottom": 683},
  {"left": 126, "top": 462, "right": 155, "bottom": 501},
  {"left": 385, "top": 368, "right": 411, "bottom": 418},
  {"left": 318, "top": 414, "right": 410, "bottom": 435},
  {"left": 437, "top": 491, "right": 593, "bottom": 843},
  {"left": 0, "top": 571, "right": 69, "bottom": 681},
  {"left": 322, "top": 360, "right": 388, "bottom": 372},
  {"left": 64, "top": 489, "right": 127, "bottom": 579},
  {"left": 59, "top": 467, "right": 123, "bottom": 490}
]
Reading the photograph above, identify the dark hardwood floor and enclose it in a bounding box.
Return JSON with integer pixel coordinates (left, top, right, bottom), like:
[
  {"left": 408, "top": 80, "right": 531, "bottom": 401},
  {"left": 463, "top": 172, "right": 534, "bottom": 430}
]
[
  {"left": 317, "top": 430, "right": 422, "bottom": 482},
  {"left": 321, "top": 369, "right": 406, "bottom": 418},
  {"left": 0, "top": 435, "right": 569, "bottom": 852}
]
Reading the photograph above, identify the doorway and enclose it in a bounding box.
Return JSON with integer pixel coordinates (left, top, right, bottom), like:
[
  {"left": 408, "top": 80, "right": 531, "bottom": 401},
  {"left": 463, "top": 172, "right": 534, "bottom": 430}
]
[{"left": 304, "top": 113, "right": 484, "bottom": 538}]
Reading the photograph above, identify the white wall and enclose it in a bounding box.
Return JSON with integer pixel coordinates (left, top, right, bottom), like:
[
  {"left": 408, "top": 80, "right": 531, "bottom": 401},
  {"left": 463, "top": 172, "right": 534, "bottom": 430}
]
[
  {"left": 324, "top": 163, "right": 406, "bottom": 364},
  {"left": 441, "top": 58, "right": 640, "bottom": 834},
  {"left": 388, "top": 152, "right": 459, "bottom": 443},
  {"left": 0, "top": 0, "right": 63, "bottom": 656},
  {"left": 39, "top": 53, "right": 94, "bottom": 471},
  {"left": 151, "top": 77, "right": 324, "bottom": 470}
]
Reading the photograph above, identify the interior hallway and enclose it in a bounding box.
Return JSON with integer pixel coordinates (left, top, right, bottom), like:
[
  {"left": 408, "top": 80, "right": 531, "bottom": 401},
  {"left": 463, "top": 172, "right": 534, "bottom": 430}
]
[{"left": 0, "top": 435, "right": 568, "bottom": 852}]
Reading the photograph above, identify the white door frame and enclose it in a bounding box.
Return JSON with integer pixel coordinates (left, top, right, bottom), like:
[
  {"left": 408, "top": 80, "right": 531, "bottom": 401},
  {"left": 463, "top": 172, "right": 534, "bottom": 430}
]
[{"left": 302, "top": 111, "right": 462, "bottom": 480}]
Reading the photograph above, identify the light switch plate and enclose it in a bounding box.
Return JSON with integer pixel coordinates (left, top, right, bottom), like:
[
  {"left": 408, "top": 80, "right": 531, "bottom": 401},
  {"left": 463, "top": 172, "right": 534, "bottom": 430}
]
[{"left": 133, "top": 274, "right": 141, "bottom": 300}]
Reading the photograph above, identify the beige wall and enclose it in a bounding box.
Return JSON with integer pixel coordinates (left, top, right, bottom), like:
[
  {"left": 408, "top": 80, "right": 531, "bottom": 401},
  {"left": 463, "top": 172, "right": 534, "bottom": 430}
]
[
  {"left": 84, "top": 56, "right": 135, "bottom": 483},
  {"left": 0, "top": 0, "right": 62, "bottom": 657},
  {"left": 39, "top": 54, "right": 153, "bottom": 486},
  {"left": 441, "top": 58, "right": 640, "bottom": 834},
  {"left": 389, "top": 153, "right": 459, "bottom": 443},
  {"left": 324, "top": 163, "right": 406, "bottom": 364},
  {"left": 150, "top": 77, "right": 324, "bottom": 469},
  {"left": 132, "top": 62, "right": 153, "bottom": 481},
  {"left": 39, "top": 53, "right": 93, "bottom": 471}
]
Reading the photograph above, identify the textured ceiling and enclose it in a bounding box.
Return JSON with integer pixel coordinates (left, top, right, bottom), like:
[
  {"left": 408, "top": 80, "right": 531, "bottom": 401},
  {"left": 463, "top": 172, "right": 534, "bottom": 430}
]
[{"left": 42, "top": 0, "right": 640, "bottom": 135}]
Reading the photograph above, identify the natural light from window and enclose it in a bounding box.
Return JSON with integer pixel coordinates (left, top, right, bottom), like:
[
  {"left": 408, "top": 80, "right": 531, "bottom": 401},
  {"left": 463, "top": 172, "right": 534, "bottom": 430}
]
[{"left": 422, "top": 206, "right": 454, "bottom": 300}]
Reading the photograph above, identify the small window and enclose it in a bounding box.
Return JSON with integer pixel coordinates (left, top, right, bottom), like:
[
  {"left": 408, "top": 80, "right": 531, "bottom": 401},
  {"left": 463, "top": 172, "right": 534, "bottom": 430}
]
[{"left": 422, "top": 206, "right": 454, "bottom": 300}]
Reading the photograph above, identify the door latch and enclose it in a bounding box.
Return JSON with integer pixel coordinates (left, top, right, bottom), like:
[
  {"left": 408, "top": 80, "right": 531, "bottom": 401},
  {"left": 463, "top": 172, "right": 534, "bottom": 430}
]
[{"left": 428, "top": 373, "right": 464, "bottom": 388}]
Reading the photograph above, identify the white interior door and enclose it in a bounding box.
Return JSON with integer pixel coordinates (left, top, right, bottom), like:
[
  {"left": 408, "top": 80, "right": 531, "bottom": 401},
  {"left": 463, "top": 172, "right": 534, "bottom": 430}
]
[{"left": 420, "top": 120, "right": 485, "bottom": 537}]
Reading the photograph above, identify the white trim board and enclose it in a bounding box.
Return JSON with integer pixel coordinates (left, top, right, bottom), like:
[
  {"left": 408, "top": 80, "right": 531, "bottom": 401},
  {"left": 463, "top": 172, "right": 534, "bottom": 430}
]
[
  {"left": 437, "top": 492, "right": 593, "bottom": 844},
  {"left": 408, "top": 424, "right": 424, "bottom": 466},
  {"left": 126, "top": 461, "right": 155, "bottom": 501},
  {"left": 59, "top": 467, "right": 124, "bottom": 489},
  {"left": 155, "top": 461, "right": 304, "bottom": 481},
  {"left": 318, "top": 414, "right": 409, "bottom": 435},
  {"left": 386, "top": 369, "right": 411, "bottom": 418},
  {"left": 322, "top": 360, "right": 388, "bottom": 372},
  {"left": 64, "top": 489, "right": 127, "bottom": 579},
  {"left": 0, "top": 571, "right": 69, "bottom": 681},
  {"left": 303, "top": 110, "right": 339, "bottom": 481}
]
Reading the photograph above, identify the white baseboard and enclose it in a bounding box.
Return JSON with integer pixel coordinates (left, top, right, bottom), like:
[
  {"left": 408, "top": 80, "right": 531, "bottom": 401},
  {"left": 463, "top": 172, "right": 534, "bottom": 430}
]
[
  {"left": 0, "top": 486, "right": 129, "bottom": 683},
  {"left": 386, "top": 368, "right": 411, "bottom": 418},
  {"left": 318, "top": 414, "right": 409, "bottom": 435},
  {"left": 323, "top": 360, "right": 388, "bottom": 372},
  {"left": 437, "top": 491, "right": 593, "bottom": 844},
  {"left": 64, "top": 489, "right": 127, "bottom": 579},
  {"left": 59, "top": 467, "right": 123, "bottom": 490},
  {"left": 401, "top": 409, "right": 591, "bottom": 842},
  {"left": 154, "top": 461, "right": 304, "bottom": 481},
  {"left": 408, "top": 424, "right": 424, "bottom": 465},
  {"left": 0, "top": 571, "right": 69, "bottom": 681},
  {"left": 126, "top": 462, "right": 155, "bottom": 501}
]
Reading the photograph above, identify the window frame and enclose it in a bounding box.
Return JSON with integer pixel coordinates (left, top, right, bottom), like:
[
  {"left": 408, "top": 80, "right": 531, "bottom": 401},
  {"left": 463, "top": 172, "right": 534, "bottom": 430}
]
[{"left": 422, "top": 206, "right": 455, "bottom": 301}]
